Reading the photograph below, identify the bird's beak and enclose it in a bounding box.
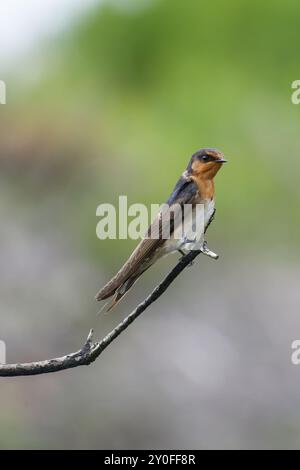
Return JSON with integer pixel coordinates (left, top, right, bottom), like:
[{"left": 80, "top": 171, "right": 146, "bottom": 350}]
[{"left": 217, "top": 158, "right": 227, "bottom": 163}]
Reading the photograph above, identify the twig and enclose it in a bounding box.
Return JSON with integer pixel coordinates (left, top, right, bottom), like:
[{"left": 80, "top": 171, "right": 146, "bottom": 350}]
[{"left": 0, "top": 250, "right": 203, "bottom": 377}]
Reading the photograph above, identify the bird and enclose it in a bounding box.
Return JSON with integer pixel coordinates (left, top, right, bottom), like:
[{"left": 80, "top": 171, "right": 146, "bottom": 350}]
[{"left": 96, "top": 148, "right": 227, "bottom": 311}]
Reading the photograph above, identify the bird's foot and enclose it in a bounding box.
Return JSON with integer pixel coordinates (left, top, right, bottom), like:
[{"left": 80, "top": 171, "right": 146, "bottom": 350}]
[{"left": 200, "top": 241, "right": 219, "bottom": 260}]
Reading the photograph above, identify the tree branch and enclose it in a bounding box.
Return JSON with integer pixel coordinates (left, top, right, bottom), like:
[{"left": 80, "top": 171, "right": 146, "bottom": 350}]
[{"left": 0, "top": 250, "right": 202, "bottom": 377}]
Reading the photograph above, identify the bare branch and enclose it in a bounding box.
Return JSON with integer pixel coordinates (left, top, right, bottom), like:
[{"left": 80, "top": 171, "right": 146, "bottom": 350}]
[{"left": 0, "top": 250, "right": 203, "bottom": 377}]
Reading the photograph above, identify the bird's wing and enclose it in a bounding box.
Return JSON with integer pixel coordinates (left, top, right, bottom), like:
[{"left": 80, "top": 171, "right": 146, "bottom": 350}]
[{"left": 96, "top": 176, "right": 198, "bottom": 301}]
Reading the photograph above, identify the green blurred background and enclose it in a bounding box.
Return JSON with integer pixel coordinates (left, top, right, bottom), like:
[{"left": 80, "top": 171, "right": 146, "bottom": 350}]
[{"left": 1, "top": 0, "right": 300, "bottom": 449}]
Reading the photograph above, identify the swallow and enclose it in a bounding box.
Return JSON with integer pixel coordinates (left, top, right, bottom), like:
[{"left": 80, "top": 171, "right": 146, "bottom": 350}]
[{"left": 96, "top": 148, "right": 227, "bottom": 311}]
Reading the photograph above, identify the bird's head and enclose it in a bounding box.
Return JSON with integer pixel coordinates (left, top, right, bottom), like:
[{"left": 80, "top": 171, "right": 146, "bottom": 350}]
[{"left": 186, "top": 148, "right": 227, "bottom": 180}]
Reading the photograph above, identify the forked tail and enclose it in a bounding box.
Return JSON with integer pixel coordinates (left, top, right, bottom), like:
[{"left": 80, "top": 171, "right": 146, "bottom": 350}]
[{"left": 96, "top": 266, "right": 149, "bottom": 312}]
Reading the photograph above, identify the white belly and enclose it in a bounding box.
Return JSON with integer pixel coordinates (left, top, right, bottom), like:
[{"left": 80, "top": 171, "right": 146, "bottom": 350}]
[{"left": 160, "top": 198, "right": 215, "bottom": 255}]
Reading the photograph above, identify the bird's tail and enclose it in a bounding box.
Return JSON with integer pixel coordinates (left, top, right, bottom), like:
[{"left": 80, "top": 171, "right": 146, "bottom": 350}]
[
  {"left": 104, "top": 273, "right": 142, "bottom": 312},
  {"left": 96, "top": 267, "right": 149, "bottom": 313}
]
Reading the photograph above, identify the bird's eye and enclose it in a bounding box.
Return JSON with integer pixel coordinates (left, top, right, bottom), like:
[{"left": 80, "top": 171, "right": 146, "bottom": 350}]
[{"left": 202, "top": 155, "right": 209, "bottom": 162}]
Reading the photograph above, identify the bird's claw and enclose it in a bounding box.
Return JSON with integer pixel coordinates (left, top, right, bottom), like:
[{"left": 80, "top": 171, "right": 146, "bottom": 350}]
[
  {"left": 200, "top": 241, "right": 219, "bottom": 260},
  {"left": 179, "top": 239, "right": 219, "bottom": 263}
]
